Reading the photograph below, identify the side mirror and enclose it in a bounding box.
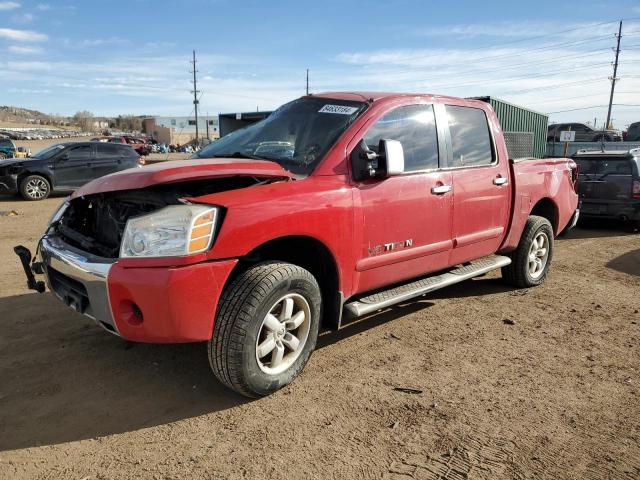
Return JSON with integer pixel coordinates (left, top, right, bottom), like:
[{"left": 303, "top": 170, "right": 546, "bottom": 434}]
[
  {"left": 350, "top": 139, "right": 405, "bottom": 180},
  {"left": 380, "top": 139, "right": 404, "bottom": 176}
]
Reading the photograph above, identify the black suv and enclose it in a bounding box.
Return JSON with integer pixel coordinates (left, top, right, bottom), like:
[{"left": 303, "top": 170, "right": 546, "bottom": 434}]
[
  {"left": 548, "top": 123, "right": 622, "bottom": 142},
  {"left": 573, "top": 149, "right": 640, "bottom": 228},
  {"left": 625, "top": 122, "right": 640, "bottom": 142},
  {"left": 0, "top": 142, "right": 142, "bottom": 200}
]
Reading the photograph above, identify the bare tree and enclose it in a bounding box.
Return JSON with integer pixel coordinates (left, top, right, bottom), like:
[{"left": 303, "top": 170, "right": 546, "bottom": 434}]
[{"left": 73, "top": 111, "right": 94, "bottom": 132}]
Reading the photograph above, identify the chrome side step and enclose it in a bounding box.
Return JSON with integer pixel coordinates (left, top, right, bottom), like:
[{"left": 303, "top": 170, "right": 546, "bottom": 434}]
[{"left": 344, "top": 255, "right": 511, "bottom": 317}]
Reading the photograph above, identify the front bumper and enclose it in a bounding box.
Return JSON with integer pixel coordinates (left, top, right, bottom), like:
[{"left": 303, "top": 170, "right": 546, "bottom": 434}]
[{"left": 39, "top": 234, "right": 238, "bottom": 343}]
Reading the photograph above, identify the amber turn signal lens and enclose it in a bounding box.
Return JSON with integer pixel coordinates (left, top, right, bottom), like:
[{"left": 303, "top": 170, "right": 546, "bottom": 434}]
[
  {"left": 188, "top": 236, "right": 210, "bottom": 253},
  {"left": 194, "top": 211, "right": 215, "bottom": 226}
]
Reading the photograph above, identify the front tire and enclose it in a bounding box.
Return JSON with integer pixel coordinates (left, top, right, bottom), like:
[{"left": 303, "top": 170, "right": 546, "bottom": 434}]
[
  {"left": 208, "top": 262, "right": 321, "bottom": 398},
  {"left": 502, "top": 216, "right": 554, "bottom": 288},
  {"left": 19, "top": 175, "right": 50, "bottom": 200}
]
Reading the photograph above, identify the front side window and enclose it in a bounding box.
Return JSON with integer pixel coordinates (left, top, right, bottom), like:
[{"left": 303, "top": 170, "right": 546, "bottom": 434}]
[
  {"left": 33, "top": 144, "right": 65, "bottom": 159},
  {"left": 194, "top": 97, "right": 366, "bottom": 175},
  {"left": 363, "top": 104, "right": 439, "bottom": 171},
  {"left": 446, "top": 105, "right": 494, "bottom": 167}
]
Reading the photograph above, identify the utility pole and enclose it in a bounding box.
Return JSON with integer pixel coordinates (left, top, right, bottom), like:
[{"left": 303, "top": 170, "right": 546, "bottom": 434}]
[
  {"left": 306, "top": 68, "right": 309, "bottom": 95},
  {"left": 605, "top": 20, "right": 622, "bottom": 130},
  {"left": 206, "top": 111, "right": 210, "bottom": 140},
  {"left": 190, "top": 50, "right": 200, "bottom": 146}
]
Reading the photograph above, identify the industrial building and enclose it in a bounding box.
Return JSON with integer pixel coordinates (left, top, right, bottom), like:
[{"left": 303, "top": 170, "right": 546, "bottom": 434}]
[
  {"left": 143, "top": 115, "right": 220, "bottom": 145},
  {"left": 218, "top": 111, "right": 271, "bottom": 137}
]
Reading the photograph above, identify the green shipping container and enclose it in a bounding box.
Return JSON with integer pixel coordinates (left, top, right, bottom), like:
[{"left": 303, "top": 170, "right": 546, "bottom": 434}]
[{"left": 472, "top": 96, "right": 549, "bottom": 159}]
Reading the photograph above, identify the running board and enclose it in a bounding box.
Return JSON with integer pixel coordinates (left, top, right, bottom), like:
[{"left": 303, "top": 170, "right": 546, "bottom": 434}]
[{"left": 344, "top": 255, "right": 511, "bottom": 317}]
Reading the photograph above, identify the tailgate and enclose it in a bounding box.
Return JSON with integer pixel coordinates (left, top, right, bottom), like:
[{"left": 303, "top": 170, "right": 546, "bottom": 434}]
[{"left": 576, "top": 157, "right": 634, "bottom": 202}]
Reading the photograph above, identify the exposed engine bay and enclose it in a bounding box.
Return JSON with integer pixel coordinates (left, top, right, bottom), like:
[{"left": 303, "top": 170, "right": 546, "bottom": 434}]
[{"left": 53, "top": 176, "right": 278, "bottom": 258}]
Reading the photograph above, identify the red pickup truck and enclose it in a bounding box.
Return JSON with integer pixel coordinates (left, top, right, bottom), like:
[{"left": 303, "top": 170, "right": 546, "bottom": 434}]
[{"left": 15, "top": 92, "right": 579, "bottom": 397}]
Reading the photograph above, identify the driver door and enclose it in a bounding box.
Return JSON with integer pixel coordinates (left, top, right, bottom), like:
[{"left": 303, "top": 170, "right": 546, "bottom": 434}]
[
  {"left": 351, "top": 103, "right": 454, "bottom": 294},
  {"left": 54, "top": 144, "right": 94, "bottom": 189}
]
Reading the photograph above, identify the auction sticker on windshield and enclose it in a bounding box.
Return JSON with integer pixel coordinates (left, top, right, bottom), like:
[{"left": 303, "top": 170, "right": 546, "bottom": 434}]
[{"left": 318, "top": 105, "right": 359, "bottom": 115}]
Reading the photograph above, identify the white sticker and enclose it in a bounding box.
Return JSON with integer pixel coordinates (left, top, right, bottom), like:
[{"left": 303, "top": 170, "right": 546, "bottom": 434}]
[{"left": 318, "top": 104, "right": 358, "bottom": 115}]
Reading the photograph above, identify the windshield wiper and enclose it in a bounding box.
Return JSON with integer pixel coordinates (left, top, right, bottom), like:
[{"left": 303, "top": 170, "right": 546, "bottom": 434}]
[
  {"left": 209, "top": 151, "right": 274, "bottom": 161},
  {"left": 206, "top": 152, "right": 296, "bottom": 174}
]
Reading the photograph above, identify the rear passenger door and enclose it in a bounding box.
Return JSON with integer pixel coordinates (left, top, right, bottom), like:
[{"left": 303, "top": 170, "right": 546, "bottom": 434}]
[
  {"left": 54, "top": 144, "right": 94, "bottom": 188},
  {"left": 443, "top": 103, "right": 511, "bottom": 265},
  {"left": 93, "top": 143, "right": 121, "bottom": 178}
]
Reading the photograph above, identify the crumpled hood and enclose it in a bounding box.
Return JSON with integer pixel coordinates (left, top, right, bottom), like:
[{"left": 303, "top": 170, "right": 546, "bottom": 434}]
[{"left": 72, "top": 158, "right": 294, "bottom": 198}]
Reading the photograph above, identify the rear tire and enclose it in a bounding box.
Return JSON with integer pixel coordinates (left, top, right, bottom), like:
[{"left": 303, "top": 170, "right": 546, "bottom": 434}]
[
  {"left": 208, "top": 262, "right": 321, "bottom": 398},
  {"left": 19, "top": 175, "right": 50, "bottom": 201},
  {"left": 502, "top": 216, "right": 554, "bottom": 288}
]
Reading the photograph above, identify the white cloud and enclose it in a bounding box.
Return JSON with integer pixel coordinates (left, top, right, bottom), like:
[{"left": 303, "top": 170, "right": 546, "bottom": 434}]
[
  {"left": 0, "top": 28, "right": 48, "bottom": 42},
  {"left": 11, "top": 12, "right": 34, "bottom": 22},
  {"left": 0, "top": 2, "right": 20, "bottom": 10},
  {"left": 8, "top": 45, "right": 42, "bottom": 54},
  {"left": 81, "top": 37, "right": 129, "bottom": 47},
  {"left": 35, "top": 3, "right": 50, "bottom": 10},
  {"left": 6, "top": 60, "right": 52, "bottom": 70}
]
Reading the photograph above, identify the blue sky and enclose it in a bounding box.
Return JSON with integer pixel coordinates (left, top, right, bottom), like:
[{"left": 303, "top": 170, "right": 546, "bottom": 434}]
[{"left": 1, "top": 0, "right": 639, "bottom": 127}]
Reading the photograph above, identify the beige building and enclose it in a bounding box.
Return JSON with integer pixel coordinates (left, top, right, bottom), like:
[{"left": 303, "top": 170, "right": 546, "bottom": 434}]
[{"left": 143, "top": 116, "right": 219, "bottom": 145}]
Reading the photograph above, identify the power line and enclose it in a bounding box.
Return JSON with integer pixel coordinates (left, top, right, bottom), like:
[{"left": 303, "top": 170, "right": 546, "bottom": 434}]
[
  {"left": 349, "top": 47, "right": 614, "bottom": 86},
  {"left": 331, "top": 34, "right": 615, "bottom": 80},
  {"left": 548, "top": 104, "right": 640, "bottom": 114}
]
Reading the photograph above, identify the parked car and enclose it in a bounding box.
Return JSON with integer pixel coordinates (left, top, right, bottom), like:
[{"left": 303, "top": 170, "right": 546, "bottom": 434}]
[
  {"left": 15, "top": 93, "right": 579, "bottom": 397},
  {"left": 624, "top": 122, "right": 640, "bottom": 142},
  {"left": 547, "top": 123, "right": 622, "bottom": 142},
  {"left": 108, "top": 136, "right": 151, "bottom": 156},
  {"left": 0, "top": 137, "right": 17, "bottom": 159},
  {"left": 0, "top": 142, "right": 142, "bottom": 200},
  {"left": 573, "top": 148, "right": 640, "bottom": 229}
]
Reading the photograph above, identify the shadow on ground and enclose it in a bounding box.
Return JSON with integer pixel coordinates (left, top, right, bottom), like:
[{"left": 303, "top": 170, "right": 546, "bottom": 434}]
[
  {"left": 559, "top": 219, "right": 638, "bottom": 240},
  {"left": 606, "top": 249, "right": 640, "bottom": 277},
  {"left": 0, "top": 275, "right": 515, "bottom": 451}
]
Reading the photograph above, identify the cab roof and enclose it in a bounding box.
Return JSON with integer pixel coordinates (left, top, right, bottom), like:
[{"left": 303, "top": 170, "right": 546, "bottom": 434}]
[{"left": 309, "top": 91, "right": 482, "bottom": 105}]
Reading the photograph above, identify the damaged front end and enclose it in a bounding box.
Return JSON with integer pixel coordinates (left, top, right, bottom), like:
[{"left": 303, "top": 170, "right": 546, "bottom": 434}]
[{"left": 13, "top": 174, "right": 284, "bottom": 334}]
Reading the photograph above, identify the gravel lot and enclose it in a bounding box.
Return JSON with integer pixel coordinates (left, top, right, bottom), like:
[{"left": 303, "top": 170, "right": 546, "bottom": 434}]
[{"left": 0, "top": 195, "right": 638, "bottom": 480}]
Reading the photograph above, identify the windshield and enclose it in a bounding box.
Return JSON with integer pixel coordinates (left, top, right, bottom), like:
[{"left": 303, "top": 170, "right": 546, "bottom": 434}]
[
  {"left": 193, "top": 97, "right": 367, "bottom": 175},
  {"left": 33, "top": 144, "right": 65, "bottom": 160}
]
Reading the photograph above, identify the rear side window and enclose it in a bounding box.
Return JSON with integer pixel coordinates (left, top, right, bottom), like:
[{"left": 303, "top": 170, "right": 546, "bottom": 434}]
[
  {"left": 67, "top": 145, "right": 92, "bottom": 160},
  {"left": 446, "top": 105, "right": 494, "bottom": 167},
  {"left": 576, "top": 157, "right": 632, "bottom": 176},
  {"left": 96, "top": 143, "right": 117, "bottom": 155},
  {"left": 119, "top": 146, "right": 138, "bottom": 158},
  {"left": 363, "top": 104, "right": 439, "bottom": 171}
]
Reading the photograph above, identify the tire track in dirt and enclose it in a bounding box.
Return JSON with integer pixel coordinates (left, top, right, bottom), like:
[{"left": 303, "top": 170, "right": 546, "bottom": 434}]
[{"left": 384, "top": 431, "right": 520, "bottom": 480}]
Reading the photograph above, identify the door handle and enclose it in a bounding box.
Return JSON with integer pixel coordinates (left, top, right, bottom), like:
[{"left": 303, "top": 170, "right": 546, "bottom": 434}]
[
  {"left": 493, "top": 176, "right": 508, "bottom": 186},
  {"left": 431, "top": 184, "right": 452, "bottom": 194}
]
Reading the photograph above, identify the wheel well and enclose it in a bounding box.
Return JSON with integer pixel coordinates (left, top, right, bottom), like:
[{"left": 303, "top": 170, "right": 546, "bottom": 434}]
[
  {"left": 229, "top": 236, "right": 342, "bottom": 329},
  {"left": 17, "top": 171, "right": 52, "bottom": 189},
  {"left": 530, "top": 198, "right": 558, "bottom": 234}
]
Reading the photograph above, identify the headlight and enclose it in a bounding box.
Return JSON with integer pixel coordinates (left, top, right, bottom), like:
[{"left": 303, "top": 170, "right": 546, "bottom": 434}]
[{"left": 120, "top": 205, "right": 219, "bottom": 258}]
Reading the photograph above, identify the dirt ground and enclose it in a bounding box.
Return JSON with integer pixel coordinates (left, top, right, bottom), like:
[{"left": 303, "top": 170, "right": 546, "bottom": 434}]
[{"left": 0, "top": 194, "right": 638, "bottom": 480}]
